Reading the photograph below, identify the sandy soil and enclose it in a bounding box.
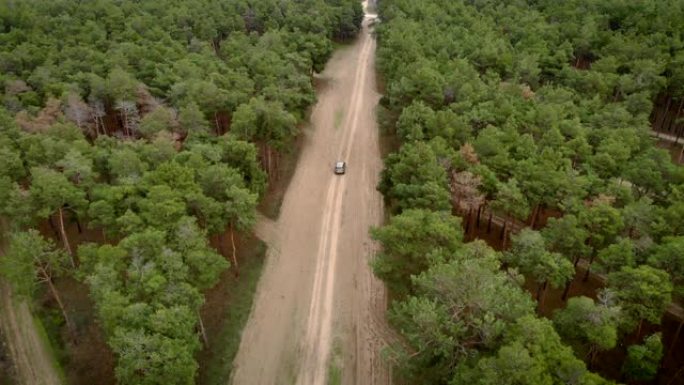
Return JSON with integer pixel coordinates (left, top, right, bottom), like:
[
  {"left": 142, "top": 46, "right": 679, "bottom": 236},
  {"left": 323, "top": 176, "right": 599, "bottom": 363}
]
[
  {"left": 0, "top": 260, "right": 62, "bottom": 385},
  {"left": 0, "top": 218, "right": 62, "bottom": 385},
  {"left": 230, "top": 6, "right": 391, "bottom": 385}
]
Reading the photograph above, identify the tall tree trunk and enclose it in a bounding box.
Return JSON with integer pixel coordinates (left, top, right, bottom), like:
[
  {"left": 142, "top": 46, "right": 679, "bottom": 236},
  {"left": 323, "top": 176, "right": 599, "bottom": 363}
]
[
  {"left": 266, "top": 147, "right": 273, "bottom": 178},
  {"left": 536, "top": 281, "right": 544, "bottom": 301},
  {"left": 211, "top": 38, "right": 220, "bottom": 56},
  {"left": 536, "top": 204, "right": 544, "bottom": 228},
  {"left": 582, "top": 253, "right": 596, "bottom": 282},
  {"left": 674, "top": 99, "right": 684, "bottom": 143},
  {"left": 272, "top": 150, "right": 279, "bottom": 182},
  {"left": 663, "top": 98, "right": 675, "bottom": 133},
  {"left": 636, "top": 319, "right": 644, "bottom": 341},
  {"left": 675, "top": 124, "right": 683, "bottom": 145},
  {"left": 41, "top": 269, "right": 76, "bottom": 340},
  {"left": 464, "top": 207, "right": 472, "bottom": 235},
  {"left": 217, "top": 233, "right": 225, "bottom": 257},
  {"left": 197, "top": 310, "right": 209, "bottom": 347},
  {"left": 652, "top": 95, "right": 664, "bottom": 130},
  {"left": 667, "top": 367, "right": 684, "bottom": 385},
  {"left": 96, "top": 118, "right": 102, "bottom": 137},
  {"left": 47, "top": 215, "right": 60, "bottom": 238},
  {"left": 476, "top": 204, "right": 482, "bottom": 228},
  {"left": 501, "top": 219, "right": 508, "bottom": 249},
  {"left": 259, "top": 143, "right": 268, "bottom": 171},
  {"left": 657, "top": 95, "right": 672, "bottom": 131},
  {"left": 561, "top": 278, "right": 573, "bottom": 301},
  {"left": 92, "top": 115, "right": 99, "bottom": 137},
  {"left": 537, "top": 280, "right": 548, "bottom": 311},
  {"left": 214, "top": 112, "right": 220, "bottom": 135},
  {"left": 667, "top": 319, "right": 683, "bottom": 360},
  {"left": 666, "top": 98, "right": 683, "bottom": 133},
  {"left": 588, "top": 346, "right": 598, "bottom": 369},
  {"left": 99, "top": 116, "right": 107, "bottom": 136},
  {"left": 230, "top": 224, "right": 239, "bottom": 277},
  {"left": 121, "top": 108, "right": 129, "bottom": 138},
  {"left": 487, "top": 211, "right": 492, "bottom": 233},
  {"left": 529, "top": 203, "right": 540, "bottom": 229},
  {"left": 58, "top": 208, "right": 75, "bottom": 267},
  {"left": 74, "top": 215, "right": 82, "bottom": 234}
]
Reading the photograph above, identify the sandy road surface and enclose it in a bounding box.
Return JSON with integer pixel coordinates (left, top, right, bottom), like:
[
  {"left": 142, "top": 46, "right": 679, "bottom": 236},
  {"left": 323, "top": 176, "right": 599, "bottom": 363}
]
[
  {"left": 231, "top": 6, "right": 390, "bottom": 385},
  {"left": 0, "top": 221, "right": 63, "bottom": 385}
]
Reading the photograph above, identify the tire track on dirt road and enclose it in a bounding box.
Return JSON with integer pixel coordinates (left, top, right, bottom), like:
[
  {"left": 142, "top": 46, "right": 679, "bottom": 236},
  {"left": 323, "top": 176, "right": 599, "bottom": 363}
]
[
  {"left": 296, "top": 26, "right": 374, "bottom": 385},
  {"left": 0, "top": 220, "right": 63, "bottom": 385},
  {"left": 230, "top": 5, "right": 391, "bottom": 385}
]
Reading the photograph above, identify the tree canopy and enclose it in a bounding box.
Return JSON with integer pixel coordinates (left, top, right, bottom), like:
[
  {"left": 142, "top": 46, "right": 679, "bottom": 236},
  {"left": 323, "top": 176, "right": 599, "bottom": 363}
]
[
  {"left": 0, "top": 0, "right": 364, "bottom": 383},
  {"left": 374, "top": 0, "right": 684, "bottom": 383}
]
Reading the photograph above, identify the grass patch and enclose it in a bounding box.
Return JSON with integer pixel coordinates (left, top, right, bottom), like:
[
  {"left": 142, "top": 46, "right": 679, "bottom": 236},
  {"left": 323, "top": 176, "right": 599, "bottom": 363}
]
[
  {"left": 197, "top": 236, "right": 267, "bottom": 385},
  {"left": 334, "top": 109, "right": 345, "bottom": 130},
  {"left": 328, "top": 364, "right": 342, "bottom": 385},
  {"left": 327, "top": 338, "right": 343, "bottom": 385},
  {"left": 0, "top": 330, "right": 16, "bottom": 385},
  {"left": 31, "top": 312, "right": 67, "bottom": 383},
  {"left": 332, "top": 40, "right": 355, "bottom": 50}
]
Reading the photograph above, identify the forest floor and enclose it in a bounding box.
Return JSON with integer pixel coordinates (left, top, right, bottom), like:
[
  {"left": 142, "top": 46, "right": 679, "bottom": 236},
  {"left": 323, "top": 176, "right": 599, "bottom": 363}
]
[
  {"left": 230, "top": 6, "right": 393, "bottom": 385},
  {"left": 0, "top": 219, "right": 63, "bottom": 385},
  {"left": 197, "top": 235, "right": 267, "bottom": 385}
]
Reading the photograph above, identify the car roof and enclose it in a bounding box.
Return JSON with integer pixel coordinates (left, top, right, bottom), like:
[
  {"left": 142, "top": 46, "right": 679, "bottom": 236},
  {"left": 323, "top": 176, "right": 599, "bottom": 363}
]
[{"left": 336, "top": 161, "right": 345, "bottom": 166}]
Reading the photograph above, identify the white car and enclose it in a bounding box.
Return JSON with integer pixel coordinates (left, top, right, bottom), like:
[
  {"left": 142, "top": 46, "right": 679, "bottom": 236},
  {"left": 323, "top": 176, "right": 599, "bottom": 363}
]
[{"left": 334, "top": 161, "right": 346, "bottom": 174}]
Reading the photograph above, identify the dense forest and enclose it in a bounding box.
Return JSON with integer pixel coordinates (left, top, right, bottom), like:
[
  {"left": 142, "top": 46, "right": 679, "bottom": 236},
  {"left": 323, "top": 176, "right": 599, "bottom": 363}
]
[
  {"left": 373, "top": 0, "right": 684, "bottom": 384},
  {"left": 0, "top": 0, "right": 362, "bottom": 384}
]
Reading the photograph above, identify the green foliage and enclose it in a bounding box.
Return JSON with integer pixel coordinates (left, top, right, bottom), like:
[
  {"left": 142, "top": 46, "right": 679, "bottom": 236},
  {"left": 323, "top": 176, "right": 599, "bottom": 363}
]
[
  {"left": 490, "top": 179, "right": 530, "bottom": 222},
  {"left": 578, "top": 203, "right": 624, "bottom": 253},
  {"left": 388, "top": 244, "right": 535, "bottom": 383},
  {"left": 622, "top": 333, "right": 664, "bottom": 382},
  {"left": 379, "top": 141, "right": 451, "bottom": 213},
  {"left": 608, "top": 266, "right": 673, "bottom": 331},
  {"left": 29, "top": 166, "right": 88, "bottom": 220},
  {"left": 552, "top": 296, "right": 620, "bottom": 357},
  {"left": 112, "top": 327, "right": 198, "bottom": 385},
  {"left": 371, "top": 209, "right": 462, "bottom": 296},
  {"left": 178, "top": 102, "right": 210, "bottom": 136},
  {"left": 595, "top": 237, "right": 636, "bottom": 274},
  {"left": 454, "top": 316, "right": 608, "bottom": 385},
  {"left": 81, "top": 221, "right": 227, "bottom": 385},
  {"left": 138, "top": 107, "right": 176, "bottom": 138},
  {"left": 199, "top": 240, "right": 266, "bottom": 385},
  {"left": 374, "top": 0, "right": 684, "bottom": 383},
  {"left": 0, "top": 230, "right": 68, "bottom": 298},
  {"left": 0, "top": 0, "right": 363, "bottom": 120},
  {"left": 505, "top": 229, "right": 574, "bottom": 304},
  {"left": 231, "top": 97, "right": 298, "bottom": 150},
  {"left": 648, "top": 236, "right": 684, "bottom": 298},
  {"left": 542, "top": 214, "right": 589, "bottom": 262},
  {"left": 0, "top": 0, "right": 364, "bottom": 382}
]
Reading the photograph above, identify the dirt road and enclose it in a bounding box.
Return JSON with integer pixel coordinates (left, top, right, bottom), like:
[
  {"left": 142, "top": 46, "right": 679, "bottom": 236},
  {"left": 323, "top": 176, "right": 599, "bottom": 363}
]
[
  {"left": 230, "top": 6, "right": 390, "bottom": 385},
  {"left": 0, "top": 221, "right": 63, "bottom": 385}
]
